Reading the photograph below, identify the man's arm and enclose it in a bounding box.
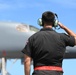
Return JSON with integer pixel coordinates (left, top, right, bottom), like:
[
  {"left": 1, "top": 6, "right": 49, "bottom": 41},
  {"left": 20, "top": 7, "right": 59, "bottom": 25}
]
[
  {"left": 24, "top": 54, "right": 32, "bottom": 75},
  {"left": 58, "top": 22, "right": 76, "bottom": 45}
]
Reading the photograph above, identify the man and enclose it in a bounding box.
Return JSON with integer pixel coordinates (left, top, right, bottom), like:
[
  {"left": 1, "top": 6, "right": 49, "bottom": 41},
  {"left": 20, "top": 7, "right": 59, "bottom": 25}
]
[{"left": 22, "top": 11, "right": 76, "bottom": 75}]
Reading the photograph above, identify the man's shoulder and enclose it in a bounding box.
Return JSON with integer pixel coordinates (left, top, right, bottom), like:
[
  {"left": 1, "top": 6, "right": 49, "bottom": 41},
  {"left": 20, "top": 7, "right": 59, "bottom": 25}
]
[
  {"left": 29, "top": 31, "right": 41, "bottom": 39},
  {"left": 59, "top": 33, "right": 70, "bottom": 37}
]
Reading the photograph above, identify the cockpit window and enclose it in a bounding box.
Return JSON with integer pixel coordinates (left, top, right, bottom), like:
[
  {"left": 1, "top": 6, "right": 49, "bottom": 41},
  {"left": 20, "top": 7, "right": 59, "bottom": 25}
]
[
  {"left": 16, "top": 24, "right": 28, "bottom": 32},
  {"left": 29, "top": 25, "right": 39, "bottom": 32}
]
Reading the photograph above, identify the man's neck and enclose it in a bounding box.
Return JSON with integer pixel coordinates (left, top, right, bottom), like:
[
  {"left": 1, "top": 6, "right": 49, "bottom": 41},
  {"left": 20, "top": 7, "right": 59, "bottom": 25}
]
[{"left": 44, "top": 24, "right": 52, "bottom": 29}]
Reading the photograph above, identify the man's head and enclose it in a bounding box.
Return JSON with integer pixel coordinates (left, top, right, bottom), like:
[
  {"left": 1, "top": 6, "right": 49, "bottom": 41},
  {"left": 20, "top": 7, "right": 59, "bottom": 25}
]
[{"left": 42, "top": 11, "right": 55, "bottom": 26}]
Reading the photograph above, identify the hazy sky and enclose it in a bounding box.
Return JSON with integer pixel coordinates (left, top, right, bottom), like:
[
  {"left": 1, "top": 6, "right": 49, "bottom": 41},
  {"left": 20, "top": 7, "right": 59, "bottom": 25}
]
[{"left": 0, "top": 0, "right": 76, "bottom": 75}]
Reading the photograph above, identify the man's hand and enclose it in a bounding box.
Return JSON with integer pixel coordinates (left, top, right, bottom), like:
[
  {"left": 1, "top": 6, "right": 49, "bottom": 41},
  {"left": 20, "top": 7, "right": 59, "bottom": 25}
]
[{"left": 58, "top": 22, "right": 66, "bottom": 29}]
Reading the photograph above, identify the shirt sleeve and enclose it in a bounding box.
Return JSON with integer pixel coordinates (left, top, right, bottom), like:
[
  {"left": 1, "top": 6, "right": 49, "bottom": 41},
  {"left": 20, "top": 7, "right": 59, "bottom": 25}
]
[
  {"left": 22, "top": 37, "right": 33, "bottom": 57},
  {"left": 60, "top": 33, "right": 75, "bottom": 47}
]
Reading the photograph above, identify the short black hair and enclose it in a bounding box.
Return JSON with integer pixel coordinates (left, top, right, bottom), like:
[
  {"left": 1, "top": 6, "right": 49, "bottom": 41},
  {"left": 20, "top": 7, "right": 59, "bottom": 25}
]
[{"left": 42, "top": 11, "right": 55, "bottom": 25}]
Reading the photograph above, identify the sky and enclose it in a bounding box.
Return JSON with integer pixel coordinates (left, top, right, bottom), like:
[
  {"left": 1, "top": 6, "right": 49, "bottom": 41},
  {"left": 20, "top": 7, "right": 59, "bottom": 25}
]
[{"left": 0, "top": 0, "right": 76, "bottom": 75}]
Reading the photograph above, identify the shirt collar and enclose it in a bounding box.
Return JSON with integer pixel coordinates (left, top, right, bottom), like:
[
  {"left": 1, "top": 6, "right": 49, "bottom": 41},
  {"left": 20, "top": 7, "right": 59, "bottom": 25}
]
[{"left": 40, "top": 28, "right": 54, "bottom": 31}]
